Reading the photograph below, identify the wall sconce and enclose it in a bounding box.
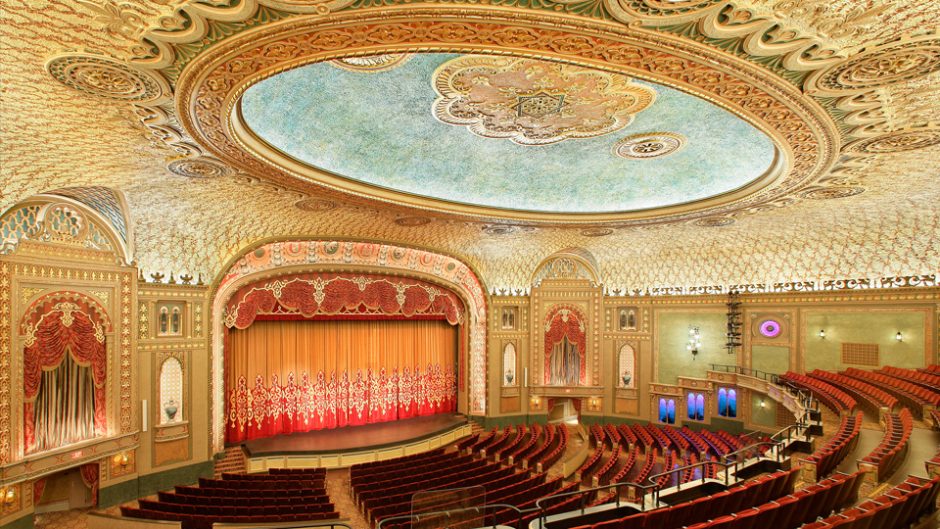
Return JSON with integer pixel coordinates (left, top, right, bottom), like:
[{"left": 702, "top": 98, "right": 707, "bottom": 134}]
[
  {"left": 113, "top": 452, "right": 129, "bottom": 469},
  {"left": 530, "top": 396, "right": 541, "bottom": 408},
  {"left": 818, "top": 329, "right": 826, "bottom": 339},
  {"left": 895, "top": 331, "right": 903, "bottom": 342},
  {"left": 759, "top": 398, "right": 766, "bottom": 409},
  {"left": 589, "top": 398, "right": 600, "bottom": 411},
  {"left": 687, "top": 326, "right": 701, "bottom": 359}
]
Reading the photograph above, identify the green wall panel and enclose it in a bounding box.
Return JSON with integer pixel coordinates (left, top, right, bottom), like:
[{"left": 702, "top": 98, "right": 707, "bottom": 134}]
[
  {"left": 750, "top": 393, "right": 776, "bottom": 427},
  {"left": 98, "top": 460, "right": 214, "bottom": 508},
  {"left": 0, "top": 515, "right": 33, "bottom": 529},
  {"left": 658, "top": 311, "right": 729, "bottom": 384},
  {"left": 803, "top": 311, "right": 926, "bottom": 372},
  {"left": 751, "top": 345, "right": 789, "bottom": 375}
]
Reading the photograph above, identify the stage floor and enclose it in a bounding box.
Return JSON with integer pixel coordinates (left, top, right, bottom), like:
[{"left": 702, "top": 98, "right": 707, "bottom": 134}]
[{"left": 240, "top": 414, "right": 468, "bottom": 456}]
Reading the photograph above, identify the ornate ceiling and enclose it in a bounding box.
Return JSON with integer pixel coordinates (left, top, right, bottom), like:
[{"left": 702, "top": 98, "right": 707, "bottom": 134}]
[
  {"left": 1, "top": 0, "right": 939, "bottom": 292},
  {"left": 241, "top": 53, "right": 776, "bottom": 214}
]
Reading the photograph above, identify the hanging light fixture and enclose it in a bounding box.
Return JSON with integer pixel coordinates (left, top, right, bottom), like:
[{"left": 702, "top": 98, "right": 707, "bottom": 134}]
[{"left": 687, "top": 326, "right": 701, "bottom": 359}]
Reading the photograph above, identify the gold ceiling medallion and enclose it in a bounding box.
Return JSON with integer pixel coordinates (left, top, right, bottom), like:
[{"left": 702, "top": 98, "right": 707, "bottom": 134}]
[
  {"left": 46, "top": 52, "right": 170, "bottom": 103},
  {"left": 295, "top": 198, "right": 336, "bottom": 212},
  {"left": 580, "top": 227, "right": 614, "bottom": 237},
  {"left": 432, "top": 56, "right": 656, "bottom": 146},
  {"left": 693, "top": 217, "right": 735, "bottom": 227},
  {"left": 331, "top": 53, "right": 412, "bottom": 73},
  {"left": 167, "top": 157, "right": 233, "bottom": 178},
  {"left": 482, "top": 225, "right": 536, "bottom": 236},
  {"left": 843, "top": 127, "right": 940, "bottom": 154},
  {"left": 613, "top": 132, "right": 686, "bottom": 159},
  {"left": 395, "top": 216, "right": 432, "bottom": 227},
  {"left": 806, "top": 33, "right": 940, "bottom": 94},
  {"left": 800, "top": 186, "right": 866, "bottom": 200}
]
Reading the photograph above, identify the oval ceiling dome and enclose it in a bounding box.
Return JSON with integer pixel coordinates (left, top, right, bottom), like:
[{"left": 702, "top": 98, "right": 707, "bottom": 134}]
[{"left": 238, "top": 53, "right": 778, "bottom": 216}]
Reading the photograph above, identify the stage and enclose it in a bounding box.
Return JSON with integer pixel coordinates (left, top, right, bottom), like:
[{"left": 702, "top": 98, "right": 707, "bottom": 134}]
[{"left": 238, "top": 414, "right": 472, "bottom": 471}]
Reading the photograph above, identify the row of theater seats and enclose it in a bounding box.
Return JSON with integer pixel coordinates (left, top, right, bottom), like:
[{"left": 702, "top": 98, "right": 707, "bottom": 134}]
[
  {"left": 350, "top": 445, "right": 570, "bottom": 528},
  {"left": 808, "top": 370, "right": 899, "bottom": 415},
  {"left": 682, "top": 471, "right": 862, "bottom": 529},
  {"left": 800, "top": 475, "right": 940, "bottom": 529},
  {"left": 120, "top": 468, "right": 337, "bottom": 529},
  {"left": 804, "top": 412, "right": 862, "bottom": 479},
  {"left": 844, "top": 367, "right": 940, "bottom": 419},
  {"left": 781, "top": 372, "right": 857, "bottom": 414},
  {"left": 546, "top": 468, "right": 799, "bottom": 529},
  {"left": 859, "top": 408, "right": 912, "bottom": 481}
]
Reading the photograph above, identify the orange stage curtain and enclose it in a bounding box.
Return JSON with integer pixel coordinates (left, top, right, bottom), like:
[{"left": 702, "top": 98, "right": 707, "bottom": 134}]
[{"left": 225, "top": 319, "right": 457, "bottom": 442}]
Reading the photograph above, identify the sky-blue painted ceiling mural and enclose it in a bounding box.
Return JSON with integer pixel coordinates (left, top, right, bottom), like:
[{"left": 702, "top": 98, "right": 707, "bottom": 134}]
[{"left": 240, "top": 53, "right": 776, "bottom": 214}]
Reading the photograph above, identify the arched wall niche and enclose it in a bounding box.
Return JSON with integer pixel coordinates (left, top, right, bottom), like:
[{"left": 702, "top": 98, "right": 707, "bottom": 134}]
[
  {"left": 208, "top": 239, "right": 488, "bottom": 453},
  {"left": 17, "top": 290, "right": 115, "bottom": 458},
  {"left": 159, "top": 357, "right": 184, "bottom": 424}
]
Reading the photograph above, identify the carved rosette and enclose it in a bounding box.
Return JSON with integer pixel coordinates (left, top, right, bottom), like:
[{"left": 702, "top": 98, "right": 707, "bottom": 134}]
[
  {"left": 295, "top": 198, "right": 337, "bottom": 212},
  {"left": 806, "top": 34, "right": 940, "bottom": 94},
  {"left": 395, "top": 217, "right": 432, "bottom": 227},
  {"left": 580, "top": 227, "right": 614, "bottom": 237},
  {"left": 693, "top": 216, "right": 735, "bottom": 227},
  {"left": 46, "top": 53, "right": 169, "bottom": 103},
  {"left": 613, "top": 132, "right": 686, "bottom": 159},
  {"left": 167, "top": 157, "right": 233, "bottom": 178},
  {"left": 844, "top": 128, "right": 940, "bottom": 154}
]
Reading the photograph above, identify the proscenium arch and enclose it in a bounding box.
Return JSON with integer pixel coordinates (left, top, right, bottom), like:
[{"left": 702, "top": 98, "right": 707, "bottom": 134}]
[
  {"left": 175, "top": 6, "right": 838, "bottom": 225},
  {"left": 208, "top": 239, "right": 488, "bottom": 453}
]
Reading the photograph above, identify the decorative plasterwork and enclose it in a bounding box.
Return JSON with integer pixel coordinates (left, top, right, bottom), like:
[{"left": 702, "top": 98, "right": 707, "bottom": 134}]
[
  {"left": 45, "top": 52, "right": 170, "bottom": 103},
  {"left": 432, "top": 55, "right": 656, "bottom": 146},
  {"left": 210, "top": 239, "right": 488, "bottom": 452},
  {"left": 805, "top": 33, "right": 940, "bottom": 95},
  {"left": 0, "top": 196, "right": 131, "bottom": 266},
  {"left": 331, "top": 53, "right": 412, "bottom": 72},
  {"left": 176, "top": 8, "right": 832, "bottom": 224},
  {"left": 224, "top": 273, "right": 465, "bottom": 328},
  {"left": 613, "top": 132, "right": 686, "bottom": 159},
  {"left": 3, "top": 0, "right": 939, "bottom": 297}
]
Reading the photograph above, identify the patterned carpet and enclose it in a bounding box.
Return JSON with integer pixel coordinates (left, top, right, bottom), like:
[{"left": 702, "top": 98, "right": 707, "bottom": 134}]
[{"left": 35, "top": 508, "right": 89, "bottom": 529}]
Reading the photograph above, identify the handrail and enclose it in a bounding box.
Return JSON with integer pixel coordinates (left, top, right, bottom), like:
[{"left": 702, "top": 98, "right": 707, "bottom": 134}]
[
  {"left": 376, "top": 502, "right": 527, "bottom": 529},
  {"left": 709, "top": 364, "right": 820, "bottom": 415}
]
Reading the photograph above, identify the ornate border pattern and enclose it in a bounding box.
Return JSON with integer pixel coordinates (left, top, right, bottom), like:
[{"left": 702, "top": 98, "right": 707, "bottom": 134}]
[{"left": 175, "top": 10, "right": 836, "bottom": 224}]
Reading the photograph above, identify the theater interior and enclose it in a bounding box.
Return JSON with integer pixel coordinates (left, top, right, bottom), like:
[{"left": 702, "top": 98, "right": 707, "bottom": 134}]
[{"left": 2, "top": 1, "right": 940, "bottom": 529}]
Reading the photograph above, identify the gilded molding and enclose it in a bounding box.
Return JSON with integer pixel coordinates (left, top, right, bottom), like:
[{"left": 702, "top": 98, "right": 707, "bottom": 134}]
[{"left": 175, "top": 8, "right": 837, "bottom": 225}]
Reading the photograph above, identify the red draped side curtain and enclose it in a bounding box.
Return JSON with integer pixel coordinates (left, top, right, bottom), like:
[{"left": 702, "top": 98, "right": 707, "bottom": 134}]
[
  {"left": 23, "top": 302, "right": 107, "bottom": 453},
  {"left": 225, "top": 319, "right": 457, "bottom": 442}
]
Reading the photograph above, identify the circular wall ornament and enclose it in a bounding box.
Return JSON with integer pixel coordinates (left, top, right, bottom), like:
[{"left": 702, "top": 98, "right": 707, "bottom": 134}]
[
  {"left": 693, "top": 216, "right": 735, "bottom": 227},
  {"left": 295, "top": 198, "right": 336, "bottom": 212},
  {"left": 807, "top": 34, "right": 940, "bottom": 94},
  {"left": 483, "top": 225, "right": 516, "bottom": 236},
  {"left": 843, "top": 128, "right": 940, "bottom": 154},
  {"left": 394, "top": 216, "right": 432, "bottom": 227},
  {"left": 167, "top": 157, "right": 233, "bottom": 178},
  {"left": 758, "top": 319, "right": 782, "bottom": 338},
  {"left": 46, "top": 53, "right": 169, "bottom": 103},
  {"left": 614, "top": 132, "right": 686, "bottom": 159},
  {"left": 580, "top": 227, "right": 614, "bottom": 237},
  {"left": 331, "top": 54, "right": 412, "bottom": 73},
  {"left": 801, "top": 186, "right": 865, "bottom": 200}
]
